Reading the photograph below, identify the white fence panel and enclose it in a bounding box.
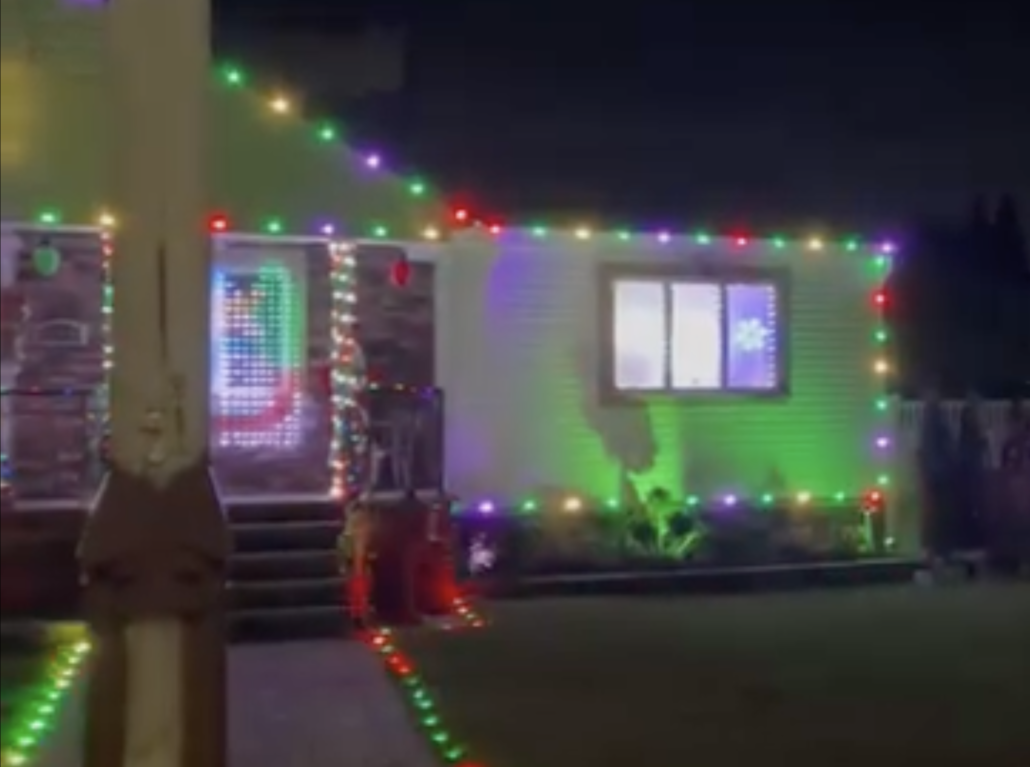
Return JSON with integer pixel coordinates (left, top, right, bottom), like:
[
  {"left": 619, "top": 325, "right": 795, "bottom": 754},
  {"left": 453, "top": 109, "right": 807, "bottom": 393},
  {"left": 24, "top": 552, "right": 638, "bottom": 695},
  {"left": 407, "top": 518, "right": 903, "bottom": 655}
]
[{"left": 890, "top": 399, "right": 1023, "bottom": 553}]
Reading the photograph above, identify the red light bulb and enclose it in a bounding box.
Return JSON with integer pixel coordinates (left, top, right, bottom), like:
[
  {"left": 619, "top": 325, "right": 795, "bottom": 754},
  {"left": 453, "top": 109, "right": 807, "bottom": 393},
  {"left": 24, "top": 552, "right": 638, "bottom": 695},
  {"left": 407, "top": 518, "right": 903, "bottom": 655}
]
[
  {"left": 208, "top": 213, "right": 229, "bottom": 233},
  {"left": 861, "top": 489, "right": 885, "bottom": 514}
]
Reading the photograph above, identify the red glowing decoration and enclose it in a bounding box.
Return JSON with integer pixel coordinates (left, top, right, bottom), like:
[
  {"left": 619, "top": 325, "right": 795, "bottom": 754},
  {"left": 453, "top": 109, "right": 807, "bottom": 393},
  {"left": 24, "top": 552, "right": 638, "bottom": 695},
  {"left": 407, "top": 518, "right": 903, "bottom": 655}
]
[
  {"left": 208, "top": 213, "right": 230, "bottom": 233},
  {"left": 861, "top": 489, "right": 885, "bottom": 514},
  {"left": 317, "top": 362, "right": 332, "bottom": 396},
  {"left": 391, "top": 255, "right": 411, "bottom": 288}
]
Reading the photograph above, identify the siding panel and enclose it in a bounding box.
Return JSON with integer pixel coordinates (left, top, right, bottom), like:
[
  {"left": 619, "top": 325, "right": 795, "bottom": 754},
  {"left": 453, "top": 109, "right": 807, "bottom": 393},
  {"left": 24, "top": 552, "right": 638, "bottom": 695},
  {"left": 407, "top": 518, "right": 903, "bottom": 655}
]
[{"left": 439, "top": 232, "right": 882, "bottom": 506}]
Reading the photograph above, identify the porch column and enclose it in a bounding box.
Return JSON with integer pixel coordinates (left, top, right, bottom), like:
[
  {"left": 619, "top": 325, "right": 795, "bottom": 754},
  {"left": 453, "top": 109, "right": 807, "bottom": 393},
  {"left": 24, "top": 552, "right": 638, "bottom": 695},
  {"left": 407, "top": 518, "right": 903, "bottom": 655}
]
[{"left": 78, "top": 1, "right": 228, "bottom": 767}]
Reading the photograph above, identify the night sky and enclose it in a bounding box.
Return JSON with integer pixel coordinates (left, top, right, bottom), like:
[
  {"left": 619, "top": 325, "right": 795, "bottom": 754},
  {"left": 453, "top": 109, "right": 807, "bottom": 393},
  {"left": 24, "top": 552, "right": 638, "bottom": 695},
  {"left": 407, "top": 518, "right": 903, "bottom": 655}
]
[{"left": 214, "top": 0, "right": 1030, "bottom": 233}]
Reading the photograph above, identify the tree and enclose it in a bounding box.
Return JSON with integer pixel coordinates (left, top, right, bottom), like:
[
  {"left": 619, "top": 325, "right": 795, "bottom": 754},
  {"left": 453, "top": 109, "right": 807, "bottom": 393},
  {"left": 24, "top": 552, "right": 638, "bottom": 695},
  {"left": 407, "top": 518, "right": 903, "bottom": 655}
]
[
  {"left": 968, "top": 196, "right": 993, "bottom": 247},
  {"left": 993, "top": 197, "right": 1030, "bottom": 391},
  {"left": 887, "top": 219, "right": 972, "bottom": 395},
  {"left": 993, "top": 195, "right": 1029, "bottom": 281},
  {"left": 888, "top": 200, "right": 1030, "bottom": 398}
]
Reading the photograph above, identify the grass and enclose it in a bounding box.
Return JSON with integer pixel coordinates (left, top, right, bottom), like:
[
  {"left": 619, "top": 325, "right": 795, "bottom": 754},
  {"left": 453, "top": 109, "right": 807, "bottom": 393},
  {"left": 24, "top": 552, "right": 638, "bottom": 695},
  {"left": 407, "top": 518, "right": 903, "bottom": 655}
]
[
  {"left": 0, "top": 623, "right": 84, "bottom": 732},
  {"left": 0, "top": 648, "right": 49, "bottom": 729},
  {"left": 401, "top": 583, "right": 1030, "bottom": 767}
]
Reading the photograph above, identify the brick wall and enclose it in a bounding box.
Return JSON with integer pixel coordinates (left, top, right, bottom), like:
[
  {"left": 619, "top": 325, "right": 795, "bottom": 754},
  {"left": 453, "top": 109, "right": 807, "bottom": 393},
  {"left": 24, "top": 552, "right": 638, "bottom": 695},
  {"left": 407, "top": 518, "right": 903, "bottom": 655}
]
[
  {"left": 354, "top": 244, "right": 435, "bottom": 386},
  {"left": 4, "top": 227, "right": 103, "bottom": 501}
]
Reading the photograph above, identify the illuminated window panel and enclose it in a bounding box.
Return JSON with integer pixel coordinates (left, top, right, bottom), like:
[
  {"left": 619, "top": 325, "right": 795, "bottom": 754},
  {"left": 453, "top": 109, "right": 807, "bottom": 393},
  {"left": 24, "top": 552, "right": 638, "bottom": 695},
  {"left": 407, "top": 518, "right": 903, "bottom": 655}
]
[
  {"left": 211, "top": 263, "right": 304, "bottom": 449},
  {"left": 726, "top": 283, "right": 780, "bottom": 390},
  {"left": 612, "top": 281, "right": 666, "bottom": 389},
  {"left": 670, "top": 283, "right": 722, "bottom": 389}
]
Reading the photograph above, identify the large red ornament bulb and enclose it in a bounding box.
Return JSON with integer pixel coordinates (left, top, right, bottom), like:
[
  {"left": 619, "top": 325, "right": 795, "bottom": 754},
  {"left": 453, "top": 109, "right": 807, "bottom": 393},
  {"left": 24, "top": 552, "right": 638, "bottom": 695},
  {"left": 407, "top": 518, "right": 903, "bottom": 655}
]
[{"left": 391, "top": 256, "right": 411, "bottom": 288}]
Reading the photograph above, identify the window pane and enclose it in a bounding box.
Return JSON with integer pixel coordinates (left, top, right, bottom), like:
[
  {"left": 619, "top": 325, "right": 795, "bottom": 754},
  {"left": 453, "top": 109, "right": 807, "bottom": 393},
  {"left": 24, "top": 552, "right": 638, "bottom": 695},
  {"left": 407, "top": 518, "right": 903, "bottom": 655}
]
[
  {"left": 726, "top": 283, "right": 781, "bottom": 390},
  {"left": 612, "top": 281, "right": 666, "bottom": 389},
  {"left": 670, "top": 283, "right": 722, "bottom": 389}
]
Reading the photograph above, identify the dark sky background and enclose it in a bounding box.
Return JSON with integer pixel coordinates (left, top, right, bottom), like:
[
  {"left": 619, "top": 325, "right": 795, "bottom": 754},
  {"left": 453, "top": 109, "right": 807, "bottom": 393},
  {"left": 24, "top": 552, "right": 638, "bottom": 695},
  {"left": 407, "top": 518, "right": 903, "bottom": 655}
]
[{"left": 213, "top": 0, "right": 1030, "bottom": 234}]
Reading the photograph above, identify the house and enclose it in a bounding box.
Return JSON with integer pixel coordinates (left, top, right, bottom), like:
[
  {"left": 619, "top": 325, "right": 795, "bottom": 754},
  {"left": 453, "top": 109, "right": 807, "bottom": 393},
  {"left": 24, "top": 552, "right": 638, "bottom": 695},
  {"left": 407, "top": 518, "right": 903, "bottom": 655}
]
[{"left": 1, "top": 0, "right": 895, "bottom": 532}]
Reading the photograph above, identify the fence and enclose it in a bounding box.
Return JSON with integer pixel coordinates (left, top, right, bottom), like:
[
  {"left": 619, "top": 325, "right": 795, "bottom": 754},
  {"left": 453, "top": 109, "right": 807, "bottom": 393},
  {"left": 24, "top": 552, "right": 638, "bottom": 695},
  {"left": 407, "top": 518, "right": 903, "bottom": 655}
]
[
  {"left": 889, "top": 398, "right": 1027, "bottom": 555},
  {"left": 894, "top": 399, "right": 1019, "bottom": 468},
  {"left": 0, "top": 387, "right": 105, "bottom": 505}
]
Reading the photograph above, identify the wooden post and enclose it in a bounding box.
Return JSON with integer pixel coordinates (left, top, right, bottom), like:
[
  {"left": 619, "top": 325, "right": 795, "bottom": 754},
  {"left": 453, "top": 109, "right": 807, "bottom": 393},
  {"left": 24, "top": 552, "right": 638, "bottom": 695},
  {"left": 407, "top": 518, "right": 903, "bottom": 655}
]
[{"left": 78, "top": 1, "right": 228, "bottom": 767}]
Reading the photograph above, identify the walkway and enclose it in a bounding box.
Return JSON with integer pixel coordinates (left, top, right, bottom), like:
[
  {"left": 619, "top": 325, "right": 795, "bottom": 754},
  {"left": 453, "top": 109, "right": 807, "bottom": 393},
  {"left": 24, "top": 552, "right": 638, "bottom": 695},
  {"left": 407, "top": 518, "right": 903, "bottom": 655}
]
[{"left": 35, "top": 640, "right": 437, "bottom": 767}]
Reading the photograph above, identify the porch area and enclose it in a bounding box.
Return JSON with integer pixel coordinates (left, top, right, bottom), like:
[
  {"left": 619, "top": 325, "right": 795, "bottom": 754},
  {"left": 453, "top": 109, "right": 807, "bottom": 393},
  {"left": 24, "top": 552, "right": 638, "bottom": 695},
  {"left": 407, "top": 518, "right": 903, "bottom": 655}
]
[{"left": 0, "top": 384, "right": 446, "bottom": 511}]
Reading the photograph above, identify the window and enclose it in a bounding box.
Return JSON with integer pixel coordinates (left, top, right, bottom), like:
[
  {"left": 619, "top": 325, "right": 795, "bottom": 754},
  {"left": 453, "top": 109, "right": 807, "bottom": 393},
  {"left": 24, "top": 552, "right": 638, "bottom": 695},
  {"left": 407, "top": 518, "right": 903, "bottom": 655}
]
[
  {"left": 211, "top": 244, "right": 307, "bottom": 449},
  {"left": 606, "top": 271, "right": 786, "bottom": 394}
]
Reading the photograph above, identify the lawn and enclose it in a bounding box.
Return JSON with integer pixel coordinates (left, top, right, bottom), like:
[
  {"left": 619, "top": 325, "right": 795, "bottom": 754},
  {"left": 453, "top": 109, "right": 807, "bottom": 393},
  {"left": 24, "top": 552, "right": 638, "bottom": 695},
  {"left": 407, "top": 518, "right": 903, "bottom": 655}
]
[
  {"left": 1, "top": 622, "right": 85, "bottom": 751},
  {"left": 401, "top": 584, "right": 1030, "bottom": 767},
  {"left": 0, "top": 645, "right": 49, "bottom": 729}
]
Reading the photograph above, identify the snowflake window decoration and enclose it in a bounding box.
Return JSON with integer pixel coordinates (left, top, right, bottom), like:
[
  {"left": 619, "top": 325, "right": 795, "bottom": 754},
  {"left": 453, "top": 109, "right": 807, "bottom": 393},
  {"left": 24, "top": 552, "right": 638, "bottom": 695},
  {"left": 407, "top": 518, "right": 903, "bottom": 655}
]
[{"left": 732, "top": 318, "right": 771, "bottom": 353}]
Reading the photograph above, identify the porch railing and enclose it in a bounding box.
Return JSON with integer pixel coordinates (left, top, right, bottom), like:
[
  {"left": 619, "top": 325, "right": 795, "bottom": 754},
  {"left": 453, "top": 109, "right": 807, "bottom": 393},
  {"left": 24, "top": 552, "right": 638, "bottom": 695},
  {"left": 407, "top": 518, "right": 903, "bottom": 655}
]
[
  {"left": 0, "top": 387, "right": 105, "bottom": 505},
  {"left": 359, "top": 385, "right": 445, "bottom": 494}
]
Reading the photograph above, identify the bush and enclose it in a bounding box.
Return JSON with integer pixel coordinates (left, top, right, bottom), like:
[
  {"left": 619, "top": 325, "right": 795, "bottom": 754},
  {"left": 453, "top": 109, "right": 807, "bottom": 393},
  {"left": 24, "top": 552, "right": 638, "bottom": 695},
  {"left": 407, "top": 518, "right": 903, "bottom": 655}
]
[{"left": 452, "top": 491, "right": 873, "bottom": 579}]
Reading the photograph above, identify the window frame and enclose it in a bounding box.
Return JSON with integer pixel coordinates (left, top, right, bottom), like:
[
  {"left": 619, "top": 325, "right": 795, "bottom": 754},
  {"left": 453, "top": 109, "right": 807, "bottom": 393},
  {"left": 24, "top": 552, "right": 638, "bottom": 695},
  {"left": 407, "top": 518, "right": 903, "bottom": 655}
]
[{"left": 598, "top": 262, "right": 791, "bottom": 402}]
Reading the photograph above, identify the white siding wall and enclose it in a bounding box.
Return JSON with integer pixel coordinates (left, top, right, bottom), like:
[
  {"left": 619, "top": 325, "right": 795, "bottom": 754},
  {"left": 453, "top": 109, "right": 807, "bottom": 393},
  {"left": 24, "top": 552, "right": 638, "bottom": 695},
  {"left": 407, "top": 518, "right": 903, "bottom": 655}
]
[
  {"left": 438, "top": 230, "right": 888, "bottom": 509},
  {"left": 1, "top": 0, "right": 109, "bottom": 220},
  {"left": 0, "top": 0, "right": 438, "bottom": 231}
]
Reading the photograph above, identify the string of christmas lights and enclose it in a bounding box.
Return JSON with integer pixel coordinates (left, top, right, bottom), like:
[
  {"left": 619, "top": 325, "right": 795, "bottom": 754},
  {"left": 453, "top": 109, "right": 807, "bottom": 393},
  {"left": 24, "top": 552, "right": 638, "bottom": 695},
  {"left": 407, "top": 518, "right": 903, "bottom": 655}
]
[
  {"left": 25, "top": 62, "right": 900, "bottom": 252},
  {"left": 329, "top": 242, "right": 359, "bottom": 497},
  {"left": 98, "top": 228, "right": 114, "bottom": 466},
  {"left": 458, "top": 491, "right": 879, "bottom": 516},
  {"left": 868, "top": 252, "right": 894, "bottom": 520},
  {"left": 31, "top": 207, "right": 899, "bottom": 256},
  {"left": 0, "top": 638, "right": 90, "bottom": 767},
  {"left": 365, "top": 596, "right": 487, "bottom": 767}
]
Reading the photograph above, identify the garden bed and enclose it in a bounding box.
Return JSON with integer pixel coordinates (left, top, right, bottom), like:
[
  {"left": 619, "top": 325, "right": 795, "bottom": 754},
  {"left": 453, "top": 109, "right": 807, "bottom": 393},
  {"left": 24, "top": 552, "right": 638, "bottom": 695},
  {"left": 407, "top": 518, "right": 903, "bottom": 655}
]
[{"left": 453, "top": 498, "right": 887, "bottom": 581}]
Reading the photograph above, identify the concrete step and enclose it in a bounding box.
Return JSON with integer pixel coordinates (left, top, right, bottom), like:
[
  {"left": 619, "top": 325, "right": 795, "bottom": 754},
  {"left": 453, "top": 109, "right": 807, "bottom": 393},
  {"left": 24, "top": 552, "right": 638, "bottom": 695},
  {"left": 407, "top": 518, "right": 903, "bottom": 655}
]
[
  {"left": 230, "top": 549, "right": 339, "bottom": 581},
  {"left": 229, "top": 577, "right": 342, "bottom": 612},
  {"left": 231, "top": 520, "right": 340, "bottom": 553},
  {"left": 228, "top": 605, "right": 350, "bottom": 643},
  {"left": 226, "top": 500, "right": 340, "bottom": 526}
]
